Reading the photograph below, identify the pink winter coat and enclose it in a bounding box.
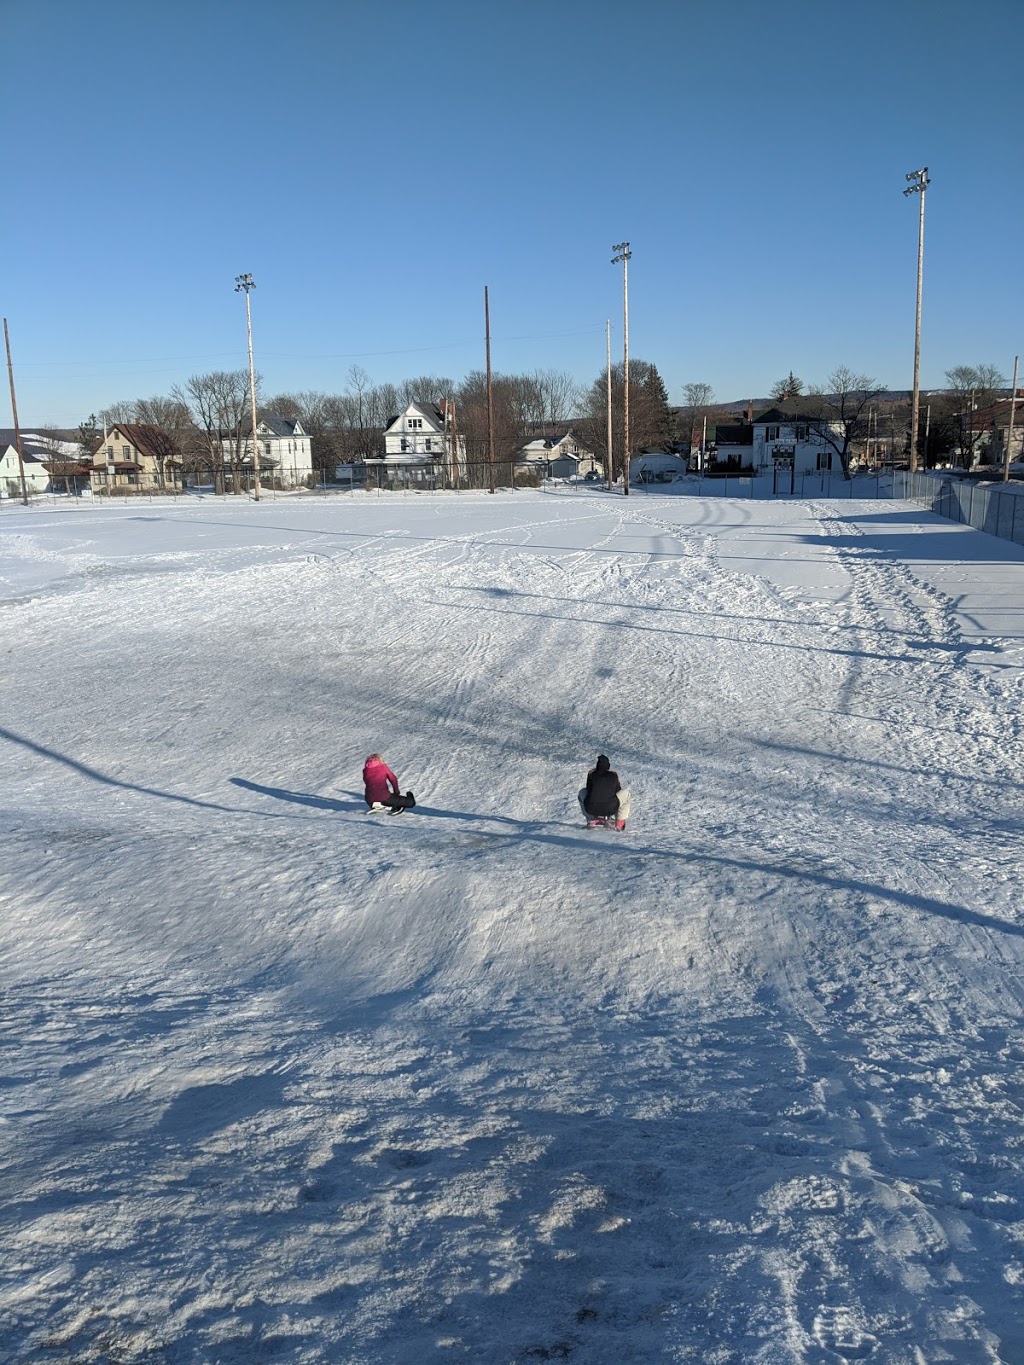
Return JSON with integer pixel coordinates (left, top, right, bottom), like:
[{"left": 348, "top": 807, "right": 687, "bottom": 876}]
[{"left": 363, "top": 758, "right": 399, "bottom": 804}]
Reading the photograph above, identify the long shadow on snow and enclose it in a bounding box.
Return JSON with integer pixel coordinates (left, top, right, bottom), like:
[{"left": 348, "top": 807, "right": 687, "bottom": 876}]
[
  {"left": 229, "top": 776, "right": 365, "bottom": 813},
  {"left": 234, "top": 777, "right": 1023, "bottom": 940},
  {"left": 241, "top": 780, "right": 555, "bottom": 834},
  {"left": 0, "top": 726, "right": 264, "bottom": 817},
  {"left": 428, "top": 591, "right": 1018, "bottom": 673},
  {"left": 461, "top": 583, "right": 1012, "bottom": 655}
]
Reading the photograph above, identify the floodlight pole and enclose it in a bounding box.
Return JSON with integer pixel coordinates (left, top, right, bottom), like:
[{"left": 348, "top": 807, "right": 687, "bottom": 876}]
[
  {"left": 903, "top": 168, "right": 929, "bottom": 475},
  {"left": 605, "top": 319, "right": 613, "bottom": 492},
  {"left": 485, "top": 285, "right": 495, "bottom": 494},
  {"left": 234, "top": 273, "right": 261, "bottom": 502},
  {"left": 3, "top": 318, "right": 29, "bottom": 506},
  {"left": 612, "top": 242, "right": 631, "bottom": 496},
  {"left": 1003, "top": 354, "right": 1020, "bottom": 484}
]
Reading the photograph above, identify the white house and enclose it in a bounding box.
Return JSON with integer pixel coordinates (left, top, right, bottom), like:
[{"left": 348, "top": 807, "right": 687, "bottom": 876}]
[
  {"left": 381, "top": 401, "right": 466, "bottom": 476},
  {"left": 516, "top": 431, "right": 601, "bottom": 480},
  {"left": 715, "top": 406, "right": 846, "bottom": 477},
  {"left": 0, "top": 429, "right": 74, "bottom": 497},
  {"left": 222, "top": 415, "right": 314, "bottom": 488}
]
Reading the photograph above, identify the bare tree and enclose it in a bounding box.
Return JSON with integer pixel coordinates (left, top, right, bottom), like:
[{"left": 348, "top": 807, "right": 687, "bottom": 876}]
[
  {"left": 400, "top": 374, "right": 456, "bottom": 407},
  {"left": 533, "top": 369, "right": 584, "bottom": 432},
  {"left": 99, "top": 399, "right": 137, "bottom": 425},
  {"left": 457, "top": 370, "right": 528, "bottom": 482},
  {"left": 128, "top": 396, "right": 193, "bottom": 490},
  {"left": 680, "top": 381, "right": 715, "bottom": 451},
  {"left": 806, "top": 367, "right": 888, "bottom": 479},
  {"left": 172, "top": 370, "right": 257, "bottom": 494},
  {"left": 36, "top": 427, "right": 76, "bottom": 495},
  {"left": 264, "top": 390, "right": 340, "bottom": 476},
  {"left": 944, "top": 363, "right": 1007, "bottom": 467}
]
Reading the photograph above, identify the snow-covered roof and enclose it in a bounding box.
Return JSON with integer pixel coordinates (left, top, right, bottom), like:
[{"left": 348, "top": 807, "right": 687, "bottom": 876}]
[{"left": 0, "top": 429, "right": 78, "bottom": 463}]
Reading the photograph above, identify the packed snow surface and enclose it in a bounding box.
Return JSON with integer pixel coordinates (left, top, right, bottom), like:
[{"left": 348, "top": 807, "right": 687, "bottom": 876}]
[{"left": 2, "top": 489, "right": 1024, "bottom": 1364}]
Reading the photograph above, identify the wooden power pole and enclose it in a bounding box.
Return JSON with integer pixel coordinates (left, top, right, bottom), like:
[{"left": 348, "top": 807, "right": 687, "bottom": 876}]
[{"left": 3, "top": 318, "right": 30, "bottom": 506}]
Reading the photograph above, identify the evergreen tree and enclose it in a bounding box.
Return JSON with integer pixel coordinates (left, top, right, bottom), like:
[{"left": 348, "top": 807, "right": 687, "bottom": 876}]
[
  {"left": 770, "top": 371, "right": 804, "bottom": 402},
  {"left": 76, "top": 414, "right": 100, "bottom": 461}
]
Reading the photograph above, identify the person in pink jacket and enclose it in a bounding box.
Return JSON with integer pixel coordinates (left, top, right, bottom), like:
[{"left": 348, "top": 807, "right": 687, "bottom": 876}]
[{"left": 362, "top": 753, "right": 416, "bottom": 815}]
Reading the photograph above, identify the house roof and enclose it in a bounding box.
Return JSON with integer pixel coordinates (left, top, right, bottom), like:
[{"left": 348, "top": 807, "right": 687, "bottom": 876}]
[
  {"left": 95, "top": 423, "right": 175, "bottom": 463},
  {"left": 750, "top": 407, "right": 817, "bottom": 424},
  {"left": 970, "top": 397, "right": 1024, "bottom": 430},
  {"left": 714, "top": 424, "right": 754, "bottom": 446},
  {"left": 517, "top": 431, "right": 593, "bottom": 457},
  {"left": 384, "top": 402, "right": 445, "bottom": 434},
  {"left": 0, "top": 429, "right": 78, "bottom": 464},
  {"left": 256, "top": 414, "right": 304, "bottom": 438}
]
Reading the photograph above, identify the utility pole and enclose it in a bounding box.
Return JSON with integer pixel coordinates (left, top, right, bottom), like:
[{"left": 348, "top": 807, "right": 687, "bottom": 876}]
[
  {"left": 611, "top": 242, "right": 631, "bottom": 496},
  {"left": 1003, "top": 355, "right": 1020, "bottom": 484},
  {"left": 484, "top": 286, "right": 495, "bottom": 494},
  {"left": 605, "top": 320, "right": 613, "bottom": 492},
  {"left": 234, "top": 273, "right": 261, "bottom": 502},
  {"left": 904, "top": 168, "right": 929, "bottom": 475},
  {"left": 3, "top": 318, "right": 30, "bottom": 506}
]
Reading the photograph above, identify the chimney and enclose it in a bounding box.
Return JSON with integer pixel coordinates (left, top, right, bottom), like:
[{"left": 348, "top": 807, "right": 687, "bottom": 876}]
[{"left": 746, "top": 399, "right": 753, "bottom": 422}]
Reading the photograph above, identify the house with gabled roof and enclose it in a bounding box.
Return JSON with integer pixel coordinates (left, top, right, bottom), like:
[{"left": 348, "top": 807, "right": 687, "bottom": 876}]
[
  {"left": 376, "top": 401, "right": 466, "bottom": 484},
  {"left": 223, "top": 415, "right": 314, "bottom": 487},
  {"left": 0, "top": 429, "right": 70, "bottom": 497},
  {"left": 709, "top": 404, "right": 846, "bottom": 480},
  {"left": 516, "top": 430, "right": 601, "bottom": 480},
  {"left": 90, "top": 423, "right": 181, "bottom": 494},
  {"left": 383, "top": 402, "right": 447, "bottom": 463}
]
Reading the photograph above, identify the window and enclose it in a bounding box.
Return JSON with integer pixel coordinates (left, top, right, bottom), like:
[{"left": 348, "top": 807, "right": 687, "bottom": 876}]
[
  {"left": 122, "top": 445, "right": 131, "bottom": 459},
  {"left": 425, "top": 438, "right": 432, "bottom": 451},
  {"left": 106, "top": 446, "right": 114, "bottom": 459},
  {"left": 795, "top": 425, "right": 808, "bottom": 441},
  {"left": 408, "top": 418, "right": 423, "bottom": 429},
  {"left": 400, "top": 437, "right": 409, "bottom": 452},
  {"left": 766, "top": 425, "right": 780, "bottom": 441},
  {"left": 816, "top": 451, "right": 833, "bottom": 471}
]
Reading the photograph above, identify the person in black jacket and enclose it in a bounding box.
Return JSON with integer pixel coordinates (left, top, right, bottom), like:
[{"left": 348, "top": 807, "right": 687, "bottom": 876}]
[{"left": 578, "top": 754, "right": 632, "bottom": 830}]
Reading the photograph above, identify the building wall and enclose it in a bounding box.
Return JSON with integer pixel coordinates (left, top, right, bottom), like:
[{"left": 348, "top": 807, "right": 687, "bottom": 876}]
[
  {"left": 261, "top": 426, "right": 313, "bottom": 484},
  {"left": 753, "top": 422, "right": 842, "bottom": 476},
  {"left": 0, "top": 448, "right": 50, "bottom": 495},
  {"left": 383, "top": 405, "right": 445, "bottom": 460},
  {"left": 90, "top": 427, "right": 156, "bottom": 490}
]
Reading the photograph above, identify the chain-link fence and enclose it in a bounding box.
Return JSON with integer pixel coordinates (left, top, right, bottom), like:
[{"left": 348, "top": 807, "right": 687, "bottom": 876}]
[
  {"left": 892, "top": 471, "right": 1024, "bottom": 547},
  {"left": 0, "top": 463, "right": 336, "bottom": 510},
  {"left": 6, "top": 460, "right": 1024, "bottom": 551}
]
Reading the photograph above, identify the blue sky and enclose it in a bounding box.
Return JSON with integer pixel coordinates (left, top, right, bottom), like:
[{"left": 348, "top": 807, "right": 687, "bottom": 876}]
[{"left": 5, "top": 0, "right": 1022, "bottom": 425}]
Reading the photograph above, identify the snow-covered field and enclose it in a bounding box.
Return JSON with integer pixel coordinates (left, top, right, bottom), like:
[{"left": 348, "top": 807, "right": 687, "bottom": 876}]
[{"left": 2, "top": 489, "right": 1024, "bottom": 1364}]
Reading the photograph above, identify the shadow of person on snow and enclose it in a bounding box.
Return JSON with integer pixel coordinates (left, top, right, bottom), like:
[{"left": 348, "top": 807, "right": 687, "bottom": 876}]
[{"left": 228, "top": 777, "right": 365, "bottom": 813}]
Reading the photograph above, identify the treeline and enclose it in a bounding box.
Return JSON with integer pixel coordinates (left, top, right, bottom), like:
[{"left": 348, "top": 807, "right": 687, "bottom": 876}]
[
  {"left": 76, "top": 360, "right": 680, "bottom": 482},
  {"left": 66, "top": 356, "right": 1008, "bottom": 485}
]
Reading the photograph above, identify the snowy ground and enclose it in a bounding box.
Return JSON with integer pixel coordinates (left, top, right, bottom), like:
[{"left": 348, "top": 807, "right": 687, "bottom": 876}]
[{"left": 2, "top": 489, "right": 1024, "bottom": 1364}]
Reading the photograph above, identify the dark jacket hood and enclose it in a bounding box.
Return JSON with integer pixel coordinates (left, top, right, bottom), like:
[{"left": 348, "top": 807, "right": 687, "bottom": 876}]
[{"left": 595, "top": 755, "right": 611, "bottom": 773}]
